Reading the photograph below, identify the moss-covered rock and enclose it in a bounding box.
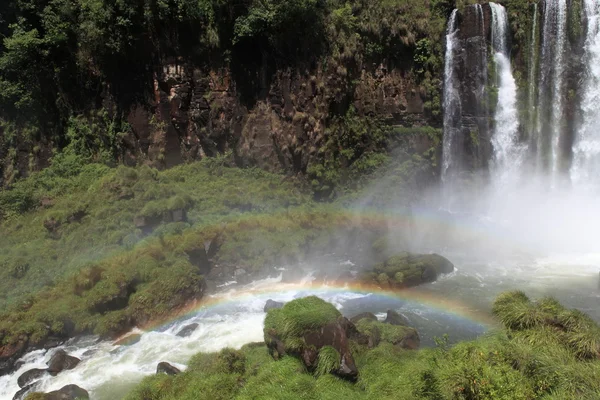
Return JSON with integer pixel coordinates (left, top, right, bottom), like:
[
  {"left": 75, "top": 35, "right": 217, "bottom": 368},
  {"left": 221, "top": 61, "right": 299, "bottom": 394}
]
[
  {"left": 355, "top": 320, "right": 420, "bottom": 350},
  {"left": 360, "top": 252, "right": 454, "bottom": 289},
  {"left": 264, "top": 296, "right": 359, "bottom": 380}
]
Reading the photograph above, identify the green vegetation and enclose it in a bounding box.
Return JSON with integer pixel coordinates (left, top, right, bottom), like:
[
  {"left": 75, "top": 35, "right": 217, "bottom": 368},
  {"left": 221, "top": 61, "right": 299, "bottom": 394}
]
[
  {"left": 0, "top": 155, "right": 402, "bottom": 350},
  {"left": 123, "top": 293, "right": 600, "bottom": 400}
]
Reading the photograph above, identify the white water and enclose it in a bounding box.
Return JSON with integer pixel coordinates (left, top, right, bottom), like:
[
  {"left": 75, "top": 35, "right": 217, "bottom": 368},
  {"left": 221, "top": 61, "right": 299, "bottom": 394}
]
[
  {"left": 442, "top": 9, "right": 460, "bottom": 181},
  {"left": 490, "top": 3, "right": 524, "bottom": 186},
  {"left": 527, "top": 3, "right": 539, "bottom": 141},
  {"left": 572, "top": 0, "right": 600, "bottom": 187},
  {"left": 537, "top": 0, "right": 568, "bottom": 178}
]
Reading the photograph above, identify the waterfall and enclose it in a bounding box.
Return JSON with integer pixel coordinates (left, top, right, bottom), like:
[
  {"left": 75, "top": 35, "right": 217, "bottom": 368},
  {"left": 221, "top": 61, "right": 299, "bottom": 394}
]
[
  {"left": 527, "top": 4, "right": 539, "bottom": 143},
  {"left": 571, "top": 0, "right": 600, "bottom": 187},
  {"left": 442, "top": 9, "right": 460, "bottom": 182},
  {"left": 490, "top": 3, "right": 522, "bottom": 184},
  {"left": 536, "top": 0, "right": 568, "bottom": 179}
]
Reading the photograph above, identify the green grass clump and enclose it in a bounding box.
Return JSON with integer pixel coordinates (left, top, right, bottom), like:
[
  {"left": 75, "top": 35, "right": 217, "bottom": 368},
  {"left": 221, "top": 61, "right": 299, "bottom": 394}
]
[{"left": 316, "top": 346, "right": 341, "bottom": 377}]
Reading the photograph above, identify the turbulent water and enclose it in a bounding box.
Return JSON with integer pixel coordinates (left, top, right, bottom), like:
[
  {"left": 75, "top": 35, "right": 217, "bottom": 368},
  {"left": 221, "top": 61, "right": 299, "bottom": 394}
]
[
  {"left": 572, "top": 0, "right": 600, "bottom": 187},
  {"left": 0, "top": 273, "right": 488, "bottom": 400}
]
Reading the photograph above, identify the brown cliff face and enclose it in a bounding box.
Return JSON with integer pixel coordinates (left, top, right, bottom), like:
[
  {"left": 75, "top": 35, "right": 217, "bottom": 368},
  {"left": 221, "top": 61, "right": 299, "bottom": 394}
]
[
  {"left": 119, "top": 60, "right": 434, "bottom": 177},
  {"left": 446, "top": 4, "right": 494, "bottom": 177}
]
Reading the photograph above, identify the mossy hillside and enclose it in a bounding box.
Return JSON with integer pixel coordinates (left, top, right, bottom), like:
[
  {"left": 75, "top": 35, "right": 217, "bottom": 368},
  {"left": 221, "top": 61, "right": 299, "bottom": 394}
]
[
  {"left": 125, "top": 294, "right": 600, "bottom": 400},
  {"left": 0, "top": 157, "right": 399, "bottom": 349},
  {"left": 0, "top": 156, "right": 311, "bottom": 310}
]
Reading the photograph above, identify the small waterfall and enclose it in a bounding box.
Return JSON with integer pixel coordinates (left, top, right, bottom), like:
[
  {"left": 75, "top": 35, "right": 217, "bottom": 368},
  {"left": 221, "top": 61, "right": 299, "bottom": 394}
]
[
  {"left": 490, "top": 3, "right": 522, "bottom": 184},
  {"left": 572, "top": 0, "right": 600, "bottom": 187},
  {"left": 537, "top": 0, "right": 568, "bottom": 178},
  {"left": 442, "top": 9, "right": 460, "bottom": 182}
]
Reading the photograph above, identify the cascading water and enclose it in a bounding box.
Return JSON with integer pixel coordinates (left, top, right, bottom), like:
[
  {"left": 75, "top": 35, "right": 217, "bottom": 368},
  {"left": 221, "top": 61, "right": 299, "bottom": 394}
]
[
  {"left": 489, "top": 3, "right": 522, "bottom": 185},
  {"left": 536, "top": 0, "right": 568, "bottom": 179},
  {"left": 571, "top": 0, "right": 600, "bottom": 187},
  {"left": 527, "top": 4, "right": 539, "bottom": 143},
  {"left": 442, "top": 9, "right": 460, "bottom": 182}
]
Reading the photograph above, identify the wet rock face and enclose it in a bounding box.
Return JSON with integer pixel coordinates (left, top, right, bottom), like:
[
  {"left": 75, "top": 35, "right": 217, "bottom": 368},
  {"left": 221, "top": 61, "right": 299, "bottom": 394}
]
[
  {"left": 0, "top": 340, "right": 28, "bottom": 377},
  {"left": 384, "top": 310, "right": 410, "bottom": 326},
  {"left": 176, "top": 323, "right": 199, "bottom": 338},
  {"left": 13, "top": 382, "right": 39, "bottom": 400},
  {"left": 17, "top": 368, "right": 47, "bottom": 388},
  {"left": 349, "top": 312, "right": 378, "bottom": 324},
  {"left": 157, "top": 361, "right": 181, "bottom": 375},
  {"left": 264, "top": 299, "right": 285, "bottom": 312},
  {"left": 446, "top": 3, "right": 494, "bottom": 175},
  {"left": 46, "top": 350, "right": 81, "bottom": 376},
  {"left": 44, "top": 384, "right": 90, "bottom": 400},
  {"left": 301, "top": 318, "right": 360, "bottom": 381}
]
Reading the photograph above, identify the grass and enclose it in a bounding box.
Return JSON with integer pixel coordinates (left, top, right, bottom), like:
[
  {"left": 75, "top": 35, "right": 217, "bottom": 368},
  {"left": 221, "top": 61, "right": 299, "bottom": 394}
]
[{"left": 119, "top": 293, "right": 600, "bottom": 400}]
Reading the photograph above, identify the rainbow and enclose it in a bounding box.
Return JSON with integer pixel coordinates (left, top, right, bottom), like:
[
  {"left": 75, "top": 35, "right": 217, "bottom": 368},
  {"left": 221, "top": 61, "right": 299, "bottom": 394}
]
[{"left": 135, "top": 279, "right": 498, "bottom": 337}]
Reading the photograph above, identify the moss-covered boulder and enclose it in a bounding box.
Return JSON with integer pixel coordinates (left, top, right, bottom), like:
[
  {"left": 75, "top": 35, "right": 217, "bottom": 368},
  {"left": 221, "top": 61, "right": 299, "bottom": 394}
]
[
  {"left": 264, "top": 296, "right": 360, "bottom": 380},
  {"left": 355, "top": 319, "right": 420, "bottom": 350},
  {"left": 360, "top": 252, "right": 454, "bottom": 289}
]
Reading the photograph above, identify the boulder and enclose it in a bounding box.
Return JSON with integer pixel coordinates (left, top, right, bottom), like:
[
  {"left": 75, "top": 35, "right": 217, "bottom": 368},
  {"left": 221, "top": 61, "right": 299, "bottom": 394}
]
[
  {"left": 46, "top": 350, "right": 80, "bottom": 376},
  {"left": 0, "top": 339, "right": 28, "bottom": 376},
  {"left": 17, "top": 368, "right": 47, "bottom": 388},
  {"left": 157, "top": 361, "right": 181, "bottom": 375},
  {"left": 264, "top": 300, "right": 284, "bottom": 312},
  {"left": 301, "top": 318, "right": 359, "bottom": 380},
  {"left": 349, "top": 312, "right": 378, "bottom": 324},
  {"left": 360, "top": 252, "right": 454, "bottom": 289},
  {"left": 43, "top": 337, "right": 65, "bottom": 350},
  {"left": 354, "top": 319, "right": 420, "bottom": 350},
  {"left": 176, "top": 323, "right": 199, "bottom": 338},
  {"left": 384, "top": 310, "right": 410, "bottom": 326},
  {"left": 113, "top": 333, "right": 142, "bottom": 346},
  {"left": 13, "top": 383, "right": 39, "bottom": 400},
  {"left": 44, "top": 384, "right": 89, "bottom": 400},
  {"left": 264, "top": 296, "right": 361, "bottom": 381}
]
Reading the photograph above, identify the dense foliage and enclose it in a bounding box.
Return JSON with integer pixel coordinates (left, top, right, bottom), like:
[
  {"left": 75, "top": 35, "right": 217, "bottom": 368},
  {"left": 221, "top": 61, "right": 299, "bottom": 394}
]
[
  {"left": 0, "top": 0, "right": 451, "bottom": 186},
  {"left": 122, "top": 293, "right": 600, "bottom": 400}
]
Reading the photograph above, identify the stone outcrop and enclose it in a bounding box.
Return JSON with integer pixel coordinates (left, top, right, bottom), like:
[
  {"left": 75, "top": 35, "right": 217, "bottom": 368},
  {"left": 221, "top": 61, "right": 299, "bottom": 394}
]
[
  {"left": 264, "top": 300, "right": 284, "bottom": 312},
  {"left": 384, "top": 310, "right": 410, "bottom": 326},
  {"left": 359, "top": 252, "right": 454, "bottom": 289},
  {"left": 176, "top": 323, "right": 199, "bottom": 338},
  {"left": 47, "top": 350, "right": 81, "bottom": 375},
  {"left": 349, "top": 312, "right": 378, "bottom": 324},
  {"left": 17, "top": 368, "right": 47, "bottom": 388},
  {"left": 13, "top": 383, "right": 39, "bottom": 400},
  {"left": 42, "top": 384, "right": 89, "bottom": 400},
  {"left": 157, "top": 361, "right": 181, "bottom": 376}
]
